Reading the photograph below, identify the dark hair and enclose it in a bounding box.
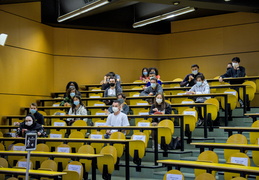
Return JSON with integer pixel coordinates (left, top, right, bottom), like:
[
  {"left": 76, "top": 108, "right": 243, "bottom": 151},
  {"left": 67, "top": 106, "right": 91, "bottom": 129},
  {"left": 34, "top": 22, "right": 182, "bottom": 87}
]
[
  {"left": 65, "top": 81, "right": 79, "bottom": 91},
  {"left": 117, "top": 93, "right": 126, "bottom": 99},
  {"left": 196, "top": 74, "right": 205, "bottom": 81},
  {"left": 232, "top": 57, "right": 240, "bottom": 63},
  {"left": 148, "top": 67, "right": 159, "bottom": 76},
  {"left": 113, "top": 100, "right": 121, "bottom": 106},
  {"left": 30, "top": 103, "right": 37, "bottom": 107},
  {"left": 106, "top": 72, "right": 116, "bottom": 77},
  {"left": 71, "top": 95, "right": 85, "bottom": 114},
  {"left": 154, "top": 93, "right": 166, "bottom": 110},
  {"left": 191, "top": 64, "right": 199, "bottom": 69},
  {"left": 141, "top": 67, "right": 149, "bottom": 77},
  {"left": 109, "top": 76, "right": 116, "bottom": 82},
  {"left": 66, "top": 87, "right": 80, "bottom": 99},
  {"left": 25, "top": 114, "right": 36, "bottom": 123},
  {"left": 150, "top": 77, "right": 158, "bottom": 82}
]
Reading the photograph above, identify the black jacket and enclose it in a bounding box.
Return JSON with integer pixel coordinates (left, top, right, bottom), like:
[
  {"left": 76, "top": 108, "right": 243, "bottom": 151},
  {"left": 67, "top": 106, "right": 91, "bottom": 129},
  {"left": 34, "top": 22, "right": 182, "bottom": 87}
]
[
  {"left": 31, "top": 111, "right": 44, "bottom": 125},
  {"left": 180, "top": 72, "right": 204, "bottom": 87},
  {"left": 220, "top": 66, "right": 246, "bottom": 84},
  {"left": 17, "top": 121, "right": 44, "bottom": 137}
]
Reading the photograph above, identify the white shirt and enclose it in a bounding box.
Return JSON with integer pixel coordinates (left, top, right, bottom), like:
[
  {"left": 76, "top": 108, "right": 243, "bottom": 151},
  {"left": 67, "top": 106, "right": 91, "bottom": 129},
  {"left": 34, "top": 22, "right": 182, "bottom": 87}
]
[
  {"left": 106, "top": 112, "right": 130, "bottom": 133},
  {"left": 67, "top": 105, "right": 88, "bottom": 122},
  {"left": 108, "top": 88, "right": 116, "bottom": 96}
]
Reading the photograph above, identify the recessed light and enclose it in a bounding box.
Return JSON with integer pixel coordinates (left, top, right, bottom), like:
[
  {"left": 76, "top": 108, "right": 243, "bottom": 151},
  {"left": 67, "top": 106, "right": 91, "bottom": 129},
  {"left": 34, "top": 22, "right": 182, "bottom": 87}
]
[
  {"left": 173, "top": 1, "right": 180, "bottom": 6},
  {"left": 224, "top": 0, "right": 231, "bottom": 2}
]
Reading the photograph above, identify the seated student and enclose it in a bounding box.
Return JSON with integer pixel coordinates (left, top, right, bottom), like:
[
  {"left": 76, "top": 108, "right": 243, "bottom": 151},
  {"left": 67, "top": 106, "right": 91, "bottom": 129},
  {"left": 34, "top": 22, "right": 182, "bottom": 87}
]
[
  {"left": 139, "top": 67, "right": 149, "bottom": 82},
  {"left": 149, "top": 93, "right": 172, "bottom": 126},
  {"left": 17, "top": 114, "right": 45, "bottom": 137},
  {"left": 186, "top": 75, "right": 210, "bottom": 125},
  {"left": 140, "top": 77, "right": 163, "bottom": 97},
  {"left": 60, "top": 87, "right": 80, "bottom": 106},
  {"left": 219, "top": 57, "right": 246, "bottom": 84},
  {"left": 146, "top": 72, "right": 162, "bottom": 86},
  {"left": 103, "top": 77, "right": 122, "bottom": 105},
  {"left": 148, "top": 67, "right": 160, "bottom": 80},
  {"left": 29, "top": 103, "right": 44, "bottom": 125},
  {"left": 105, "top": 100, "right": 130, "bottom": 138},
  {"left": 101, "top": 72, "right": 121, "bottom": 90},
  {"left": 180, "top": 64, "right": 203, "bottom": 87},
  {"left": 64, "top": 81, "right": 81, "bottom": 97},
  {"left": 107, "top": 93, "right": 129, "bottom": 115},
  {"left": 66, "top": 95, "right": 88, "bottom": 125}
]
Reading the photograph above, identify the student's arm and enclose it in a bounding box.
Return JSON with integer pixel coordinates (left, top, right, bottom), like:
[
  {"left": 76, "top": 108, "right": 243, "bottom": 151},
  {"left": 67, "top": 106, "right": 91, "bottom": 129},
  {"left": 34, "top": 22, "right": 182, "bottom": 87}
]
[
  {"left": 122, "top": 104, "right": 129, "bottom": 115},
  {"left": 149, "top": 104, "right": 155, "bottom": 114},
  {"left": 165, "top": 103, "right": 172, "bottom": 114},
  {"left": 38, "top": 114, "right": 45, "bottom": 125},
  {"left": 106, "top": 115, "right": 112, "bottom": 134},
  {"left": 122, "top": 114, "right": 130, "bottom": 126},
  {"left": 140, "top": 87, "right": 150, "bottom": 96},
  {"left": 180, "top": 75, "right": 190, "bottom": 87},
  {"left": 237, "top": 67, "right": 246, "bottom": 77},
  {"left": 66, "top": 107, "right": 73, "bottom": 121},
  {"left": 157, "top": 85, "right": 163, "bottom": 94}
]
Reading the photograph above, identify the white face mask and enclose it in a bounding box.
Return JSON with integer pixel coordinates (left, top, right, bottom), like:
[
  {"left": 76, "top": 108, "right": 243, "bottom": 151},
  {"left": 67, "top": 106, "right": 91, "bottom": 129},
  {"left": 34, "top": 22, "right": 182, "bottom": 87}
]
[
  {"left": 25, "top": 121, "right": 33, "bottom": 126},
  {"left": 156, "top": 98, "right": 163, "bottom": 104},
  {"left": 112, "top": 107, "right": 119, "bottom": 113},
  {"left": 192, "top": 70, "right": 198, "bottom": 75},
  {"left": 151, "top": 83, "right": 156, "bottom": 88},
  {"left": 232, "top": 62, "right": 238, "bottom": 67},
  {"left": 196, "top": 81, "right": 202, "bottom": 86}
]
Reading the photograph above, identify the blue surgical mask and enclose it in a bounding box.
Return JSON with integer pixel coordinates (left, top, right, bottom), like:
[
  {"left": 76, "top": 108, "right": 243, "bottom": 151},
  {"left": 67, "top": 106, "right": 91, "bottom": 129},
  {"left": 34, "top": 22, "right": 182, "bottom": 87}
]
[
  {"left": 143, "top": 72, "right": 148, "bottom": 76},
  {"left": 29, "top": 109, "right": 36, "bottom": 114},
  {"left": 74, "top": 100, "right": 80, "bottom": 106},
  {"left": 70, "top": 92, "right": 75, "bottom": 97},
  {"left": 192, "top": 70, "right": 198, "bottom": 75},
  {"left": 117, "top": 99, "right": 124, "bottom": 104},
  {"left": 196, "top": 81, "right": 202, "bottom": 86},
  {"left": 151, "top": 83, "right": 156, "bottom": 88}
]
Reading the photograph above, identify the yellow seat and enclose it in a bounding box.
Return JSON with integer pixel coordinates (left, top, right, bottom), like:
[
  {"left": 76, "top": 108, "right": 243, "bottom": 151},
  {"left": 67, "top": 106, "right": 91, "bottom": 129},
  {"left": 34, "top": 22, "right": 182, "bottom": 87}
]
[
  {"left": 129, "top": 138, "right": 145, "bottom": 167},
  {"left": 0, "top": 142, "right": 5, "bottom": 151},
  {"left": 240, "top": 81, "right": 256, "bottom": 101},
  {"left": 221, "top": 89, "right": 238, "bottom": 111},
  {"left": 202, "top": 99, "right": 219, "bottom": 122},
  {"left": 133, "top": 120, "right": 151, "bottom": 136},
  {"left": 92, "top": 120, "right": 107, "bottom": 134},
  {"left": 63, "top": 161, "right": 83, "bottom": 180},
  {"left": 129, "top": 92, "right": 141, "bottom": 106},
  {"left": 31, "top": 143, "right": 50, "bottom": 169},
  {"left": 194, "top": 150, "right": 218, "bottom": 177},
  {"left": 131, "top": 132, "right": 149, "bottom": 148},
  {"left": 177, "top": 98, "right": 195, "bottom": 114},
  {"left": 158, "top": 120, "right": 174, "bottom": 149},
  {"left": 163, "top": 169, "right": 184, "bottom": 180},
  {"left": 195, "top": 173, "right": 215, "bottom": 180},
  {"left": 15, "top": 158, "right": 33, "bottom": 180},
  {"left": 46, "top": 130, "right": 65, "bottom": 152},
  {"left": 39, "top": 159, "right": 58, "bottom": 180},
  {"left": 89, "top": 101, "right": 106, "bottom": 117},
  {"left": 224, "top": 152, "right": 250, "bottom": 180},
  {"left": 71, "top": 120, "right": 87, "bottom": 135},
  {"left": 89, "top": 131, "right": 104, "bottom": 153},
  {"left": 8, "top": 143, "right": 25, "bottom": 167},
  {"left": 224, "top": 134, "right": 248, "bottom": 161},
  {"left": 249, "top": 120, "right": 259, "bottom": 144},
  {"left": 51, "top": 119, "right": 66, "bottom": 135},
  {"left": 54, "top": 144, "right": 71, "bottom": 171},
  {"left": 68, "top": 131, "right": 85, "bottom": 153},
  {"left": 88, "top": 94, "right": 103, "bottom": 106},
  {"left": 135, "top": 109, "right": 150, "bottom": 125},
  {"left": 169, "top": 78, "right": 183, "bottom": 89},
  {"left": 110, "top": 132, "right": 126, "bottom": 158},
  {"left": 0, "top": 157, "right": 8, "bottom": 180},
  {"left": 78, "top": 145, "right": 95, "bottom": 178},
  {"left": 183, "top": 108, "right": 197, "bottom": 129}
]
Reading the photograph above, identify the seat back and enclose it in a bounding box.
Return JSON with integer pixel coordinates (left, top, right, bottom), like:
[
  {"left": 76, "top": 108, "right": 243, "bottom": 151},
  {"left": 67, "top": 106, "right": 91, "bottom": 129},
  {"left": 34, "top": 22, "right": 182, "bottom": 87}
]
[
  {"left": 16, "top": 158, "right": 33, "bottom": 169},
  {"left": 195, "top": 173, "right": 215, "bottom": 180},
  {"left": 202, "top": 99, "right": 219, "bottom": 121},
  {"left": 249, "top": 120, "right": 259, "bottom": 144},
  {"left": 183, "top": 108, "right": 197, "bottom": 132},
  {"left": 46, "top": 130, "right": 65, "bottom": 152},
  {"left": 134, "top": 120, "right": 151, "bottom": 136},
  {"left": 239, "top": 81, "right": 256, "bottom": 101},
  {"left": 54, "top": 144, "right": 72, "bottom": 171},
  {"left": 71, "top": 120, "right": 87, "bottom": 135},
  {"left": 221, "top": 89, "right": 238, "bottom": 110},
  {"left": 8, "top": 143, "right": 25, "bottom": 167},
  {"left": 224, "top": 134, "right": 248, "bottom": 161},
  {"left": 110, "top": 132, "right": 126, "bottom": 158},
  {"left": 68, "top": 131, "right": 85, "bottom": 153},
  {"left": 31, "top": 143, "right": 50, "bottom": 169},
  {"left": 51, "top": 119, "right": 66, "bottom": 135},
  {"left": 0, "top": 142, "right": 5, "bottom": 151},
  {"left": 194, "top": 151, "right": 218, "bottom": 177},
  {"left": 163, "top": 169, "right": 184, "bottom": 180},
  {"left": 39, "top": 159, "right": 58, "bottom": 171},
  {"left": 224, "top": 152, "right": 250, "bottom": 180},
  {"left": 78, "top": 145, "right": 95, "bottom": 173},
  {"left": 157, "top": 120, "right": 174, "bottom": 145},
  {"left": 0, "top": 157, "right": 8, "bottom": 180},
  {"left": 63, "top": 161, "right": 83, "bottom": 180},
  {"left": 178, "top": 99, "right": 195, "bottom": 114},
  {"left": 131, "top": 132, "right": 149, "bottom": 148},
  {"left": 100, "top": 145, "right": 117, "bottom": 164},
  {"left": 89, "top": 131, "right": 104, "bottom": 153}
]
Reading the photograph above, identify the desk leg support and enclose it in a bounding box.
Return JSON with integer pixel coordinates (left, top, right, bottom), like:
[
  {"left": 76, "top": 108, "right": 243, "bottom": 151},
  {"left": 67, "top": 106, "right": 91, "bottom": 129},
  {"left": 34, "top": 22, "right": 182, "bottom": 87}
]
[
  {"left": 91, "top": 158, "right": 97, "bottom": 180},
  {"left": 243, "top": 87, "right": 247, "bottom": 113},
  {"left": 180, "top": 117, "right": 184, "bottom": 151},
  {"left": 125, "top": 143, "right": 130, "bottom": 180},
  {"left": 225, "top": 96, "right": 229, "bottom": 126},
  {"left": 204, "top": 106, "right": 208, "bottom": 138},
  {"left": 154, "top": 129, "right": 158, "bottom": 166}
]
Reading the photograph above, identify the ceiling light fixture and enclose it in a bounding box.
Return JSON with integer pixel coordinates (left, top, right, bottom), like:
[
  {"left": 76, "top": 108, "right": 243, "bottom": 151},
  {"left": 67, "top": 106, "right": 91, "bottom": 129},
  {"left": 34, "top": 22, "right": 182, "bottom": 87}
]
[
  {"left": 133, "top": 6, "right": 195, "bottom": 28},
  {"left": 57, "top": 0, "right": 111, "bottom": 23}
]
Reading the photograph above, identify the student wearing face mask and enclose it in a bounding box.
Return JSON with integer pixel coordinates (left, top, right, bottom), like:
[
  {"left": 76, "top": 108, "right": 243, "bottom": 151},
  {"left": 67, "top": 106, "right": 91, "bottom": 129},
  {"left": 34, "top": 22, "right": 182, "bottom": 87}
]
[
  {"left": 149, "top": 93, "right": 172, "bottom": 126},
  {"left": 148, "top": 67, "right": 160, "bottom": 80},
  {"left": 103, "top": 77, "right": 123, "bottom": 105},
  {"left": 180, "top": 64, "right": 203, "bottom": 87},
  {"left": 29, "top": 103, "right": 44, "bottom": 125},
  {"left": 219, "top": 57, "right": 246, "bottom": 84},
  {"left": 17, "top": 114, "right": 45, "bottom": 137},
  {"left": 66, "top": 95, "right": 88, "bottom": 125},
  {"left": 107, "top": 93, "right": 129, "bottom": 115},
  {"left": 140, "top": 67, "right": 149, "bottom": 82},
  {"left": 60, "top": 87, "right": 80, "bottom": 106},
  {"left": 101, "top": 72, "right": 121, "bottom": 90},
  {"left": 140, "top": 78, "right": 163, "bottom": 103},
  {"left": 64, "top": 81, "right": 81, "bottom": 98},
  {"left": 187, "top": 75, "right": 210, "bottom": 125},
  {"left": 105, "top": 100, "right": 130, "bottom": 138}
]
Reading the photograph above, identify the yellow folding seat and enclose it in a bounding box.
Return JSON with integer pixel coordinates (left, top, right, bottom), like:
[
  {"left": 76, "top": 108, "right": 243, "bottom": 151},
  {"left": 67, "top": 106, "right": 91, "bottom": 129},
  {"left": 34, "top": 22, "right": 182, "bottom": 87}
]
[
  {"left": 239, "top": 81, "right": 256, "bottom": 102},
  {"left": 0, "top": 157, "right": 8, "bottom": 179},
  {"left": 39, "top": 160, "right": 58, "bottom": 180},
  {"left": 78, "top": 145, "right": 95, "bottom": 179},
  {"left": 163, "top": 169, "right": 184, "bottom": 180},
  {"left": 54, "top": 144, "right": 71, "bottom": 171},
  {"left": 15, "top": 158, "right": 33, "bottom": 180},
  {"left": 91, "top": 120, "right": 107, "bottom": 134},
  {"left": 110, "top": 132, "right": 126, "bottom": 159},
  {"left": 249, "top": 120, "right": 259, "bottom": 144},
  {"left": 51, "top": 119, "right": 66, "bottom": 135},
  {"left": 224, "top": 134, "right": 247, "bottom": 161},
  {"left": 46, "top": 130, "right": 65, "bottom": 152},
  {"left": 194, "top": 150, "right": 218, "bottom": 177},
  {"left": 89, "top": 131, "right": 104, "bottom": 153},
  {"left": 133, "top": 120, "right": 151, "bottom": 136},
  {"left": 177, "top": 98, "right": 195, "bottom": 114},
  {"left": 62, "top": 161, "right": 83, "bottom": 180},
  {"left": 195, "top": 173, "right": 215, "bottom": 180},
  {"left": 8, "top": 143, "right": 25, "bottom": 167},
  {"left": 68, "top": 131, "right": 85, "bottom": 153},
  {"left": 31, "top": 143, "right": 50, "bottom": 169},
  {"left": 224, "top": 152, "right": 250, "bottom": 180},
  {"left": 71, "top": 120, "right": 87, "bottom": 136},
  {"left": 221, "top": 89, "right": 238, "bottom": 111}
]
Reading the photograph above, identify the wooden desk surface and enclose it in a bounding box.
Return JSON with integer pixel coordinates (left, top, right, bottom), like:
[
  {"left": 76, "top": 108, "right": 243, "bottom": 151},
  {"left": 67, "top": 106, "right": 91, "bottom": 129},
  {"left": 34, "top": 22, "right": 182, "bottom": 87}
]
[
  {"left": 245, "top": 113, "right": 259, "bottom": 116},
  {"left": 157, "top": 159, "right": 259, "bottom": 175},
  {"left": 0, "top": 150, "right": 103, "bottom": 158},
  {"left": 0, "top": 167, "right": 67, "bottom": 176},
  {"left": 191, "top": 142, "right": 259, "bottom": 150}
]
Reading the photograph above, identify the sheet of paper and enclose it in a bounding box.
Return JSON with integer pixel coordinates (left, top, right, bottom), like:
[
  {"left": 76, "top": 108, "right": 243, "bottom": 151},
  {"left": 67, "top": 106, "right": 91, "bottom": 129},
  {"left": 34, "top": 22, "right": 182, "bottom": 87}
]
[
  {"left": 132, "top": 135, "right": 146, "bottom": 142},
  {"left": 231, "top": 157, "right": 248, "bottom": 166},
  {"left": 166, "top": 174, "right": 182, "bottom": 180},
  {"left": 57, "top": 147, "right": 70, "bottom": 153},
  {"left": 68, "top": 164, "right": 81, "bottom": 175}
]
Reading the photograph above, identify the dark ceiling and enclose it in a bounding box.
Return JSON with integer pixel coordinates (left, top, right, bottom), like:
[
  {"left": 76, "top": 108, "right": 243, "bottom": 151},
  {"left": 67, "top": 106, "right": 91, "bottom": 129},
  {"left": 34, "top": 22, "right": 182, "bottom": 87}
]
[{"left": 1, "top": 0, "right": 259, "bottom": 34}]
